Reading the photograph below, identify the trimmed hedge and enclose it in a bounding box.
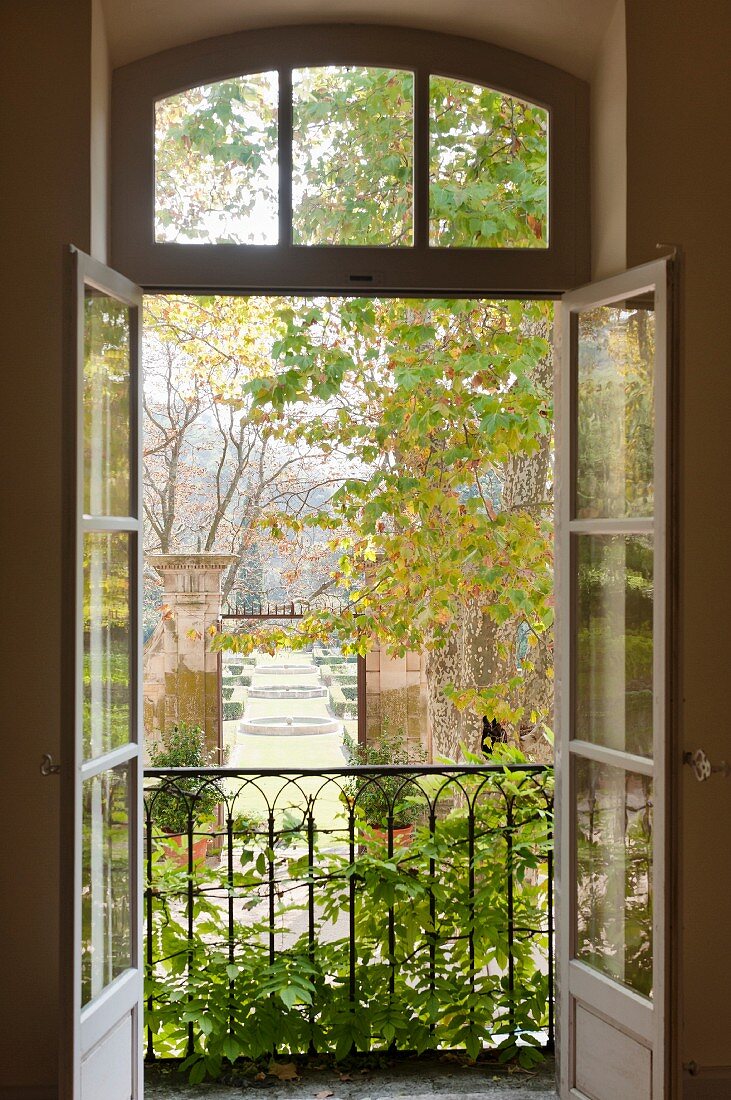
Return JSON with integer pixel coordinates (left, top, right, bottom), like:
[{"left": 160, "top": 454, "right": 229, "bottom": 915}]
[
  {"left": 222, "top": 674, "right": 251, "bottom": 687},
  {"left": 341, "top": 685, "right": 358, "bottom": 702},
  {"left": 223, "top": 701, "right": 244, "bottom": 721},
  {"left": 222, "top": 686, "right": 234, "bottom": 701}
]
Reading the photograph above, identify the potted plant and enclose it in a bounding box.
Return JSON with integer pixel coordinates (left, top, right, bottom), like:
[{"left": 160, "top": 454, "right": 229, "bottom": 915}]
[
  {"left": 148, "top": 723, "right": 221, "bottom": 864},
  {"left": 343, "top": 724, "right": 425, "bottom": 847}
]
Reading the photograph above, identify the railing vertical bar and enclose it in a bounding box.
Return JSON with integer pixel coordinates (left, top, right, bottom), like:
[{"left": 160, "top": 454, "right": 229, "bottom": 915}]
[
  {"left": 506, "top": 797, "right": 515, "bottom": 1040},
  {"left": 227, "top": 810, "right": 235, "bottom": 1044},
  {"left": 468, "top": 797, "right": 476, "bottom": 1034},
  {"left": 268, "top": 808, "right": 277, "bottom": 1058},
  {"left": 186, "top": 802, "right": 195, "bottom": 1058},
  {"left": 387, "top": 808, "right": 396, "bottom": 1029},
  {"left": 268, "top": 810, "right": 276, "bottom": 968},
  {"left": 348, "top": 804, "right": 356, "bottom": 1028},
  {"left": 307, "top": 805, "right": 316, "bottom": 1051},
  {"left": 428, "top": 804, "right": 437, "bottom": 1040}
]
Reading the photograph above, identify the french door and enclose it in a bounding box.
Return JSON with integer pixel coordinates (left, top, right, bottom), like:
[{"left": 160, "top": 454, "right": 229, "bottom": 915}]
[
  {"left": 59, "top": 249, "right": 674, "bottom": 1097},
  {"left": 557, "top": 258, "right": 674, "bottom": 1099},
  {"left": 61, "top": 249, "right": 144, "bottom": 1099}
]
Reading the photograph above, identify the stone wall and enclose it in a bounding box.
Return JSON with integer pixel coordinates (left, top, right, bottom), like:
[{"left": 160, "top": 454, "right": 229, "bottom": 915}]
[{"left": 143, "top": 553, "right": 235, "bottom": 758}]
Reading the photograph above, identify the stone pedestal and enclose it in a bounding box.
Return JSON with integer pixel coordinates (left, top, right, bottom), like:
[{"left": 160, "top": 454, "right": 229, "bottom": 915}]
[{"left": 143, "top": 553, "right": 236, "bottom": 758}]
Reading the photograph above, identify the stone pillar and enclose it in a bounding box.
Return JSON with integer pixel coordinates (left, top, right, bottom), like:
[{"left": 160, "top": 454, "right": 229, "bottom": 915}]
[{"left": 145, "top": 553, "right": 236, "bottom": 757}]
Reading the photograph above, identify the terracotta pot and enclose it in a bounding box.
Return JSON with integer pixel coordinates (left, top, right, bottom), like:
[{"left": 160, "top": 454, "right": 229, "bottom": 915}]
[
  {"left": 161, "top": 832, "right": 209, "bottom": 865},
  {"left": 369, "top": 824, "right": 414, "bottom": 848}
]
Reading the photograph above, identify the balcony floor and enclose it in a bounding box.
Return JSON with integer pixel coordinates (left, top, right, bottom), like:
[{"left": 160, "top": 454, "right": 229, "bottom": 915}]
[{"left": 145, "top": 1056, "right": 556, "bottom": 1098}]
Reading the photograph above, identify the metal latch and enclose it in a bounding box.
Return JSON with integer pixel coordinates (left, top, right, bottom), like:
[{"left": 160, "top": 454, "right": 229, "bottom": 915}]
[
  {"left": 40, "top": 753, "right": 61, "bottom": 776},
  {"left": 683, "top": 749, "right": 730, "bottom": 782}
]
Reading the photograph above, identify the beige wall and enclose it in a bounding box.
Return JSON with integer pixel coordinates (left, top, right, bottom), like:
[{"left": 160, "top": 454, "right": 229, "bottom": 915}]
[
  {"left": 626, "top": 0, "right": 731, "bottom": 1088},
  {"left": 91, "top": 0, "right": 111, "bottom": 262},
  {"left": 590, "top": 0, "right": 627, "bottom": 279},
  {"left": 1, "top": 0, "right": 730, "bottom": 1094},
  {"left": 0, "top": 1, "right": 93, "bottom": 1093}
]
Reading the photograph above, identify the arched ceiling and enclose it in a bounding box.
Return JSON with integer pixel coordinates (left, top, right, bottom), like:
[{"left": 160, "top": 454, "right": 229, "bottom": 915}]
[{"left": 101, "top": 0, "right": 621, "bottom": 81}]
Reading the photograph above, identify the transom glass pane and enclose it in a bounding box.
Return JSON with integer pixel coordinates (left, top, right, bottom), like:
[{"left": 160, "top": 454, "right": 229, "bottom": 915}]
[
  {"left": 84, "top": 533, "right": 131, "bottom": 760},
  {"left": 575, "top": 759, "right": 653, "bottom": 998},
  {"left": 292, "top": 66, "right": 414, "bottom": 246},
  {"left": 84, "top": 290, "right": 130, "bottom": 516},
  {"left": 575, "top": 535, "right": 654, "bottom": 758},
  {"left": 155, "top": 71, "right": 279, "bottom": 244},
  {"left": 82, "top": 765, "right": 132, "bottom": 1006},
  {"left": 576, "top": 297, "right": 655, "bottom": 519},
  {"left": 429, "top": 77, "right": 548, "bottom": 248}
]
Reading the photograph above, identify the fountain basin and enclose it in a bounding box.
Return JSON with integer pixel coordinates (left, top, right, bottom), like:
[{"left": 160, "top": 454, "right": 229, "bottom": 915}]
[
  {"left": 252, "top": 664, "right": 316, "bottom": 676},
  {"left": 247, "top": 686, "right": 328, "bottom": 700},
  {"left": 240, "top": 715, "right": 341, "bottom": 736}
]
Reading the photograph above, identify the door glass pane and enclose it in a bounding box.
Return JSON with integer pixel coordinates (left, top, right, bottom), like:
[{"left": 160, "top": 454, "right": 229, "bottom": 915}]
[
  {"left": 84, "top": 290, "right": 131, "bottom": 516},
  {"left": 84, "top": 533, "right": 131, "bottom": 760},
  {"left": 429, "top": 76, "right": 548, "bottom": 248},
  {"left": 575, "top": 535, "right": 654, "bottom": 758},
  {"left": 576, "top": 296, "right": 655, "bottom": 519},
  {"left": 82, "top": 764, "right": 132, "bottom": 1006},
  {"left": 155, "top": 71, "right": 279, "bottom": 244},
  {"left": 292, "top": 67, "right": 414, "bottom": 245},
  {"left": 575, "top": 759, "right": 653, "bottom": 998}
]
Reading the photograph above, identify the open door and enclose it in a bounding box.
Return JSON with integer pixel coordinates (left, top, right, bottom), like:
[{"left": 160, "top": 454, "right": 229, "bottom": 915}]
[
  {"left": 61, "top": 249, "right": 144, "bottom": 1099},
  {"left": 556, "top": 258, "right": 674, "bottom": 1100}
]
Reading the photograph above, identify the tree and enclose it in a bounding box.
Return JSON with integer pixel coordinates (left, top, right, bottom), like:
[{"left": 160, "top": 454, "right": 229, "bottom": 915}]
[
  {"left": 143, "top": 295, "right": 350, "bottom": 608},
  {"left": 150, "top": 70, "right": 553, "bottom": 756},
  {"left": 214, "top": 296, "right": 554, "bottom": 758}
]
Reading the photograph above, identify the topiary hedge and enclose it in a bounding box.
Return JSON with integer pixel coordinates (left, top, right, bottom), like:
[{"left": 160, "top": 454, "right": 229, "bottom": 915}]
[{"left": 223, "top": 700, "right": 244, "bottom": 721}]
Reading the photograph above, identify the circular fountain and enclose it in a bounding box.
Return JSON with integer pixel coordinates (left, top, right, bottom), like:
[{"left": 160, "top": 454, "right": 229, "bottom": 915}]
[{"left": 240, "top": 714, "right": 342, "bottom": 736}]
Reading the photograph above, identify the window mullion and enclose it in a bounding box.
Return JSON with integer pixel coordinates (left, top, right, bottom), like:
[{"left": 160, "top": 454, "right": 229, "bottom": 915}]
[
  {"left": 414, "top": 66, "right": 429, "bottom": 251},
  {"left": 279, "top": 67, "right": 293, "bottom": 248}
]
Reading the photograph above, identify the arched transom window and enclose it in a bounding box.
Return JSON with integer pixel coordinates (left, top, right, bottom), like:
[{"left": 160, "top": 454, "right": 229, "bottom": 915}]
[{"left": 112, "top": 26, "right": 587, "bottom": 292}]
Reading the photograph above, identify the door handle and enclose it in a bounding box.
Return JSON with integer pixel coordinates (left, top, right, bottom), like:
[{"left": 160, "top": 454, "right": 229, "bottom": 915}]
[{"left": 683, "top": 748, "right": 730, "bottom": 782}]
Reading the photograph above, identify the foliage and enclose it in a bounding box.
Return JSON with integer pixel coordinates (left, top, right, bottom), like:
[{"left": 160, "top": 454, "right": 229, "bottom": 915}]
[
  {"left": 342, "top": 726, "right": 427, "bottom": 829},
  {"left": 153, "top": 66, "right": 548, "bottom": 250},
  {"left": 148, "top": 724, "right": 221, "bottom": 835},
  {"left": 223, "top": 701, "right": 244, "bottom": 721},
  {"left": 212, "top": 296, "right": 554, "bottom": 744},
  {"left": 144, "top": 750, "right": 553, "bottom": 1080},
  {"left": 429, "top": 77, "right": 547, "bottom": 248}
]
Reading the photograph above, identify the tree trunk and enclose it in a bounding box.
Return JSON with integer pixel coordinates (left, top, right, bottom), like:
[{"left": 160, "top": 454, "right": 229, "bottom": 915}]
[{"left": 426, "top": 315, "right": 554, "bottom": 761}]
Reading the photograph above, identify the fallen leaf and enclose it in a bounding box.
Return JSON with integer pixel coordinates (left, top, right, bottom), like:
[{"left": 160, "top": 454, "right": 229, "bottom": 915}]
[
  {"left": 338, "top": 1073, "right": 353, "bottom": 1081},
  {"left": 268, "top": 1060, "right": 299, "bottom": 1081},
  {"left": 314, "top": 1092, "right": 334, "bottom": 1098}
]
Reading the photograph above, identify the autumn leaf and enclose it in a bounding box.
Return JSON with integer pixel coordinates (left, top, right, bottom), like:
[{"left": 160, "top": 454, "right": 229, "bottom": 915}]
[{"left": 268, "top": 1060, "right": 299, "bottom": 1081}]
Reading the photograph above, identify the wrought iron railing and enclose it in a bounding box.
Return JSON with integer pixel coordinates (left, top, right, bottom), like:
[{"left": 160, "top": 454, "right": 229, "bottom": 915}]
[{"left": 144, "top": 764, "right": 553, "bottom": 1074}]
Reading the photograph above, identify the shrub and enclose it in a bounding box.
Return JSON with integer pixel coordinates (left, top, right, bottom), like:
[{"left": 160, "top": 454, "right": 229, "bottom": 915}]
[
  {"left": 222, "top": 686, "right": 234, "bottom": 701},
  {"left": 148, "top": 723, "right": 220, "bottom": 835},
  {"left": 342, "top": 725, "right": 425, "bottom": 828},
  {"left": 223, "top": 700, "right": 244, "bottom": 721}
]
